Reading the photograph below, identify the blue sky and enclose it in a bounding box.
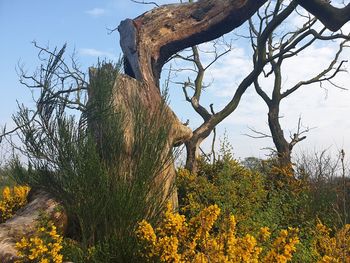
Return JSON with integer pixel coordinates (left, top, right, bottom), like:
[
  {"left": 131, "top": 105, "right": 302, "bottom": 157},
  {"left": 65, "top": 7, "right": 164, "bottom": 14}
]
[
  {"left": 0, "top": 0, "right": 148, "bottom": 120},
  {"left": 1, "top": 0, "right": 350, "bottom": 161}
]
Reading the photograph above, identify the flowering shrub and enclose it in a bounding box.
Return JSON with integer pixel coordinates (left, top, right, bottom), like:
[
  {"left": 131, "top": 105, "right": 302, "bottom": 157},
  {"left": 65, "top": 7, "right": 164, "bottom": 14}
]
[
  {"left": 15, "top": 221, "right": 63, "bottom": 263},
  {"left": 136, "top": 203, "right": 300, "bottom": 263},
  {"left": 0, "top": 185, "right": 30, "bottom": 222},
  {"left": 263, "top": 228, "right": 300, "bottom": 262},
  {"left": 312, "top": 221, "right": 350, "bottom": 262},
  {"left": 177, "top": 161, "right": 267, "bottom": 234}
]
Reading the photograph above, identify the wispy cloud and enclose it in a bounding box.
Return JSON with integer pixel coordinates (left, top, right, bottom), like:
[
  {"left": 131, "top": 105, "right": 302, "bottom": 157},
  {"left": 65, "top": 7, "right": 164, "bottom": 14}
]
[
  {"left": 165, "top": 35, "right": 350, "bottom": 158},
  {"left": 219, "top": 43, "right": 350, "bottom": 158},
  {"left": 79, "top": 48, "right": 117, "bottom": 60},
  {"left": 85, "top": 8, "right": 107, "bottom": 17}
]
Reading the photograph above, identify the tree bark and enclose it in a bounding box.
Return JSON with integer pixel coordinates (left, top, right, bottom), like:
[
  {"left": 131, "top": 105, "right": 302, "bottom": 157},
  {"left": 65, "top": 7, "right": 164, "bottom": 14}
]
[
  {"left": 119, "top": 0, "right": 267, "bottom": 85},
  {"left": 185, "top": 134, "right": 205, "bottom": 174},
  {"left": 296, "top": 0, "right": 350, "bottom": 32},
  {"left": 0, "top": 190, "right": 67, "bottom": 262},
  {"left": 268, "top": 105, "right": 292, "bottom": 168},
  {"left": 111, "top": 75, "right": 191, "bottom": 205},
  {"left": 121, "top": 0, "right": 350, "bottom": 87}
]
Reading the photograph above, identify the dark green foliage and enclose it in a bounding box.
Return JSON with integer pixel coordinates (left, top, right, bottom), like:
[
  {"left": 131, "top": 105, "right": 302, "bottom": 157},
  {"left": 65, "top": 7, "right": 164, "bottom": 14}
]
[
  {"left": 177, "top": 156, "right": 268, "bottom": 235},
  {"left": 12, "top": 49, "right": 172, "bottom": 262},
  {"left": 177, "top": 149, "right": 348, "bottom": 262}
]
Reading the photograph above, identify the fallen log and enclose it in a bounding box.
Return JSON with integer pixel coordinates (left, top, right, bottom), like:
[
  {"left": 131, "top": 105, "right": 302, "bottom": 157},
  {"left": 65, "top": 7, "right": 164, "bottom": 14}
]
[{"left": 0, "top": 189, "right": 67, "bottom": 262}]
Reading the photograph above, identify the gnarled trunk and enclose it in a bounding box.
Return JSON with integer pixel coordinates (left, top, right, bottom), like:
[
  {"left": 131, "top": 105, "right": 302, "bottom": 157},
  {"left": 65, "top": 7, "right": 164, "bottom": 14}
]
[
  {"left": 185, "top": 137, "right": 202, "bottom": 174},
  {"left": 95, "top": 73, "right": 192, "bottom": 205},
  {"left": 185, "top": 114, "right": 218, "bottom": 173},
  {"left": 117, "top": 0, "right": 268, "bottom": 192}
]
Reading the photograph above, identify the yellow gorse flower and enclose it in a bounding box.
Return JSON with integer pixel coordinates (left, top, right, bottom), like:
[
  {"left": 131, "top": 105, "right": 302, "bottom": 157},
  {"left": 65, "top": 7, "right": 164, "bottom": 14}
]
[
  {"left": 0, "top": 185, "right": 30, "bottom": 222},
  {"left": 136, "top": 203, "right": 299, "bottom": 262},
  {"left": 259, "top": 226, "right": 271, "bottom": 242},
  {"left": 312, "top": 221, "right": 350, "bottom": 262},
  {"left": 15, "top": 221, "right": 63, "bottom": 263},
  {"left": 263, "top": 227, "right": 300, "bottom": 263}
]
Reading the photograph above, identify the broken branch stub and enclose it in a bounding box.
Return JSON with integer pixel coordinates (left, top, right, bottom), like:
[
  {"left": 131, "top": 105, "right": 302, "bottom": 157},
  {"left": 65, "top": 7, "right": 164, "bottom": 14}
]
[{"left": 119, "top": 0, "right": 266, "bottom": 85}]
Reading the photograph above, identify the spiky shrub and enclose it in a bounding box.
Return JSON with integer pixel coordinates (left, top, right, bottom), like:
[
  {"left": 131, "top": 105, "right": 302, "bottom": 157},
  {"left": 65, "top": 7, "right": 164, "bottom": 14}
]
[
  {"left": 136, "top": 204, "right": 300, "bottom": 263},
  {"left": 311, "top": 221, "right": 350, "bottom": 262},
  {"left": 177, "top": 158, "right": 268, "bottom": 235},
  {"left": 12, "top": 46, "right": 172, "bottom": 262},
  {"left": 0, "top": 165, "right": 17, "bottom": 191}
]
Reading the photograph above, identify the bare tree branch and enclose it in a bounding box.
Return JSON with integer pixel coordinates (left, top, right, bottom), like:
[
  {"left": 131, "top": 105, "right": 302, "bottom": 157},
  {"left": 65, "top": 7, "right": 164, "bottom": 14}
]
[
  {"left": 0, "top": 43, "right": 89, "bottom": 143},
  {"left": 282, "top": 39, "right": 349, "bottom": 98},
  {"left": 249, "top": 0, "right": 349, "bottom": 167},
  {"left": 296, "top": 0, "right": 350, "bottom": 31},
  {"left": 244, "top": 126, "right": 272, "bottom": 139},
  {"left": 130, "top": 0, "right": 159, "bottom": 7}
]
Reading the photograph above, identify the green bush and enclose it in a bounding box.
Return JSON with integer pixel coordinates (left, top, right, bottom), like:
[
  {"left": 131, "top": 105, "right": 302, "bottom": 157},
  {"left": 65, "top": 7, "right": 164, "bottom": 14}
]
[
  {"left": 177, "top": 150, "right": 349, "bottom": 262},
  {"left": 177, "top": 157, "right": 268, "bottom": 235},
  {"left": 12, "top": 54, "right": 172, "bottom": 262}
]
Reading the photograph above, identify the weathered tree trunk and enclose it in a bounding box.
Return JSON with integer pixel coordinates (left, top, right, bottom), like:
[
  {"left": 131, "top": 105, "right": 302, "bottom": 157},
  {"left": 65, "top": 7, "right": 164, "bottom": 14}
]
[
  {"left": 268, "top": 105, "right": 292, "bottom": 168},
  {"left": 185, "top": 140, "right": 200, "bottom": 174},
  {"left": 185, "top": 136, "right": 203, "bottom": 174},
  {"left": 185, "top": 122, "right": 214, "bottom": 174},
  {"left": 267, "top": 62, "right": 293, "bottom": 169},
  {"left": 0, "top": 190, "right": 67, "bottom": 262},
  {"left": 110, "top": 75, "right": 192, "bottom": 205}
]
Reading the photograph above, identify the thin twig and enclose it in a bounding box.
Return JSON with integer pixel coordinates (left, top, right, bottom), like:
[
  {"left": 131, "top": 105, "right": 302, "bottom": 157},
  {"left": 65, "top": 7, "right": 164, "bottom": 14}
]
[{"left": 130, "top": 0, "right": 159, "bottom": 7}]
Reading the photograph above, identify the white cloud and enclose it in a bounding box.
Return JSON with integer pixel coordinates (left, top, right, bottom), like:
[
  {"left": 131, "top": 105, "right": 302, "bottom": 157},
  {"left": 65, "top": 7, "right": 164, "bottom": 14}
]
[
  {"left": 221, "top": 43, "right": 350, "bottom": 158},
  {"left": 85, "top": 8, "right": 107, "bottom": 17},
  {"left": 202, "top": 46, "right": 253, "bottom": 100},
  {"left": 79, "top": 48, "right": 117, "bottom": 60}
]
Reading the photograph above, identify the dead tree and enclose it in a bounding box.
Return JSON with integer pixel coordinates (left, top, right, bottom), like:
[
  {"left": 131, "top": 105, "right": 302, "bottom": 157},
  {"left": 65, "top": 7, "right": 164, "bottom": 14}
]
[
  {"left": 248, "top": 0, "right": 350, "bottom": 168},
  {"left": 140, "top": 0, "right": 300, "bottom": 173},
  {"left": 180, "top": 43, "right": 231, "bottom": 172},
  {"left": 116, "top": 0, "right": 287, "bottom": 175},
  {"left": 152, "top": 0, "right": 350, "bottom": 174}
]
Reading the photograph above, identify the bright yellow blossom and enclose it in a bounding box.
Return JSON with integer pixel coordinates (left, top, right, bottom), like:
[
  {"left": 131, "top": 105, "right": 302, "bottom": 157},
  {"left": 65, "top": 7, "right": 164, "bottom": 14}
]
[
  {"left": 0, "top": 185, "right": 30, "bottom": 222},
  {"left": 136, "top": 203, "right": 299, "bottom": 262},
  {"left": 259, "top": 226, "right": 271, "bottom": 241},
  {"left": 312, "top": 221, "right": 350, "bottom": 262},
  {"left": 15, "top": 221, "right": 63, "bottom": 263}
]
